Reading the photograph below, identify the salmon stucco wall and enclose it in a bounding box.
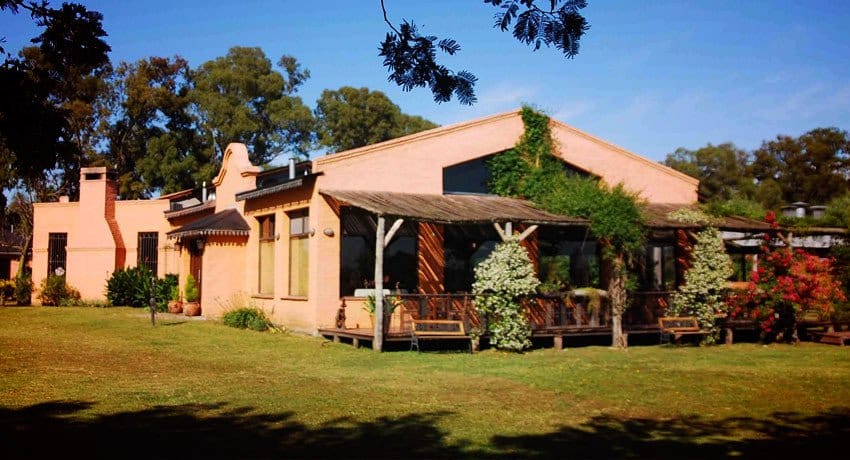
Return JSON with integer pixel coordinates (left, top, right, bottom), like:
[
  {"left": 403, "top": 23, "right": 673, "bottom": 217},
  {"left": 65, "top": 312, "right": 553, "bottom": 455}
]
[
  {"left": 314, "top": 110, "right": 698, "bottom": 204},
  {"left": 114, "top": 200, "right": 177, "bottom": 277}
]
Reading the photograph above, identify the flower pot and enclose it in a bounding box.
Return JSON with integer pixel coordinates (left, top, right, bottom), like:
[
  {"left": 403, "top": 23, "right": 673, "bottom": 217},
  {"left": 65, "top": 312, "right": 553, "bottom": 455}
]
[
  {"left": 167, "top": 300, "right": 183, "bottom": 314},
  {"left": 183, "top": 301, "right": 201, "bottom": 317}
]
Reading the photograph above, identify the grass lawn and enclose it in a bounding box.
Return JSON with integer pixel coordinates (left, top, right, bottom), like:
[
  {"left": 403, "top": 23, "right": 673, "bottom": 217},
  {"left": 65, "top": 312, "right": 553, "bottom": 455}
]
[{"left": 1, "top": 307, "right": 849, "bottom": 458}]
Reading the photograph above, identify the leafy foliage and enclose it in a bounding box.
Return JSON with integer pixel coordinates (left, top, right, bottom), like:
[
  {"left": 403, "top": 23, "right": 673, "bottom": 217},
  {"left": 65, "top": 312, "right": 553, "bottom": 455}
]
[
  {"left": 38, "top": 275, "right": 80, "bottom": 306},
  {"left": 705, "top": 197, "right": 766, "bottom": 221},
  {"left": 14, "top": 271, "right": 32, "bottom": 305},
  {"left": 379, "top": 1, "right": 588, "bottom": 104},
  {"left": 663, "top": 143, "right": 754, "bottom": 202},
  {"left": 1, "top": 0, "right": 111, "bottom": 196},
  {"left": 184, "top": 274, "right": 199, "bottom": 303},
  {"left": 191, "top": 46, "right": 314, "bottom": 164},
  {"left": 728, "top": 212, "right": 846, "bottom": 342},
  {"left": 315, "top": 86, "right": 437, "bottom": 152},
  {"left": 669, "top": 228, "right": 733, "bottom": 344},
  {"left": 379, "top": 19, "right": 477, "bottom": 105},
  {"left": 106, "top": 266, "right": 176, "bottom": 311},
  {"left": 488, "top": 107, "right": 645, "bottom": 348},
  {"left": 103, "top": 56, "right": 209, "bottom": 198},
  {"left": 473, "top": 238, "right": 540, "bottom": 351},
  {"left": 751, "top": 127, "right": 850, "bottom": 206},
  {"left": 486, "top": 0, "right": 589, "bottom": 57},
  {"left": 222, "top": 308, "right": 273, "bottom": 332}
]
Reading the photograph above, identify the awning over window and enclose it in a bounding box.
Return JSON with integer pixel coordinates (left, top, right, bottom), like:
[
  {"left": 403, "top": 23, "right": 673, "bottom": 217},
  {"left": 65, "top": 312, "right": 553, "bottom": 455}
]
[
  {"left": 320, "top": 190, "right": 588, "bottom": 226},
  {"left": 166, "top": 208, "right": 250, "bottom": 240}
]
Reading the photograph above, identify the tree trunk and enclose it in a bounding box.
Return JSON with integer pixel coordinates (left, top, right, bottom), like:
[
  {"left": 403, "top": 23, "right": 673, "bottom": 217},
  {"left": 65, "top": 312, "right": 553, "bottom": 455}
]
[{"left": 608, "top": 252, "right": 628, "bottom": 349}]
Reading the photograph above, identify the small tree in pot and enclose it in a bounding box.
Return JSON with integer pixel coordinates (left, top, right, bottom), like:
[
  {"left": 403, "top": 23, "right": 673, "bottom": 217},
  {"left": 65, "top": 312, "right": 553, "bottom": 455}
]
[
  {"left": 183, "top": 274, "right": 201, "bottom": 316},
  {"left": 167, "top": 283, "right": 182, "bottom": 314}
]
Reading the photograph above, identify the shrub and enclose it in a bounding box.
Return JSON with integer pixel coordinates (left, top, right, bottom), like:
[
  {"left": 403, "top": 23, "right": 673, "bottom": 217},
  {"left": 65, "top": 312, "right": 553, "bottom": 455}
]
[
  {"left": 15, "top": 272, "right": 32, "bottom": 305},
  {"left": 184, "top": 274, "right": 199, "bottom": 303},
  {"left": 38, "top": 275, "right": 81, "bottom": 306},
  {"left": 223, "top": 308, "right": 272, "bottom": 332},
  {"left": 472, "top": 238, "right": 539, "bottom": 352},
  {"left": 0, "top": 279, "right": 14, "bottom": 302},
  {"left": 107, "top": 266, "right": 152, "bottom": 308},
  {"left": 669, "top": 227, "right": 733, "bottom": 344},
  {"left": 106, "top": 267, "right": 176, "bottom": 311}
]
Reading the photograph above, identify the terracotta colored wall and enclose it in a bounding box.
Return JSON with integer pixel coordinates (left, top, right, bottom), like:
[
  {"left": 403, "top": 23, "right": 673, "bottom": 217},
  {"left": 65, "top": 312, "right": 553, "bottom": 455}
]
[
  {"left": 550, "top": 121, "right": 698, "bottom": 204},
  {"left": 315, "top": 110, "right": 698, "bottom": 204},
  {"left": 114, "top": 201, "right": 177, "bottom": 277},
  {"left": 197, "top": 235, "right": 248, "bottom": 318}
]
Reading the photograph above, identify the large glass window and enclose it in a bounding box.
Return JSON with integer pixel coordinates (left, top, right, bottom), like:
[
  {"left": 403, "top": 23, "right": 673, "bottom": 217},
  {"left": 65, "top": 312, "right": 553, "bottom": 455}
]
[
  {"left": 537, "top": 227, "right": 600, "bottom": 290},
  {"left": 339, "top": 209, "right": 418, "bottom": 296},
  {"left": 258, "top": 215, "right": 275, "bottom": 295},
  {"left": 47, "top": 233, "right": 67, "bottom": 276},
  {"left": 137, "top": 232, "right": 158, "bottom": 274},
  {"left": 288, "top": 210, "right": 309, "bottom": 297},
  {"left": 444, "top": 225, "right": 501, "bottom": 292}
]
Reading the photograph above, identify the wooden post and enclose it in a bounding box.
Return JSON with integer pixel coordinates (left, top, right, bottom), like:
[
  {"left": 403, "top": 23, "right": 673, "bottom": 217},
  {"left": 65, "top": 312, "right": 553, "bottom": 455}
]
[
  {"left": 554, "top": 336, "right": 563, "bottom": 351},
  {"left": 374, "top": 215, "right": 386, "bottom": 352}
]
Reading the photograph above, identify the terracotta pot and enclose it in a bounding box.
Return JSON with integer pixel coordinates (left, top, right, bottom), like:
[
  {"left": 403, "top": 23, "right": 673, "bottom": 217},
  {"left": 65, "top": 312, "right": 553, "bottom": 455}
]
[
  {"left": 183, "top": 301, "right": 201, "bottom": 317},
  {"left": 167, "top": 300, "right": 183, "bottom": 314}
]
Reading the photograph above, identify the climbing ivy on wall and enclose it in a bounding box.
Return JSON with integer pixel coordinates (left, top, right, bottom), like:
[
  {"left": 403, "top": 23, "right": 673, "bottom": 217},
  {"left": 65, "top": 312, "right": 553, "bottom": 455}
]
[
  {"left": 487, "top": 106, "right": 647, "bottom": 349},
  {"left": 488, "top": 107, "right": 564, "bottom": 202}
]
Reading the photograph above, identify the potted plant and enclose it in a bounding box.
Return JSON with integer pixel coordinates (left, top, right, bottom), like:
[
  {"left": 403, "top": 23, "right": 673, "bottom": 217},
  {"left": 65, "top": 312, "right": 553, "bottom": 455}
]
[
  {"left": 183, "top": 274, "right": 201, "bottom": 316},
  {"left": 167, "top": 283, "right": 182, "bottom": 314},
  {"left": 363, "top": 294, "right": 403, "bottom": 329}
]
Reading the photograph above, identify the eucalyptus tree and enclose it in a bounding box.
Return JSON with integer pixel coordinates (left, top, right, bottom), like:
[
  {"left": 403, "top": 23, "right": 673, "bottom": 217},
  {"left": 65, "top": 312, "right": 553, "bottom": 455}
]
[
  {"left": 315, "top": 86, "right": 437, "bottom": 152},
  {"left": 191, "top": 47, "right": 315, "bottom": 165}
]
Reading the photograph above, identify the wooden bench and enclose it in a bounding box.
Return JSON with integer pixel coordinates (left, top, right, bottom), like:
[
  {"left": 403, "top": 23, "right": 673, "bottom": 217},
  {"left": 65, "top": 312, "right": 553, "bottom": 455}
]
[
  {"left": 410, "top": 319, "right": 471, "bottom": 352},
  {"left": 810, "top": 331, "right": 850, "bottom": 347},
  {"left": 659, "top": 316, "right": 706, "bottom": 344}
]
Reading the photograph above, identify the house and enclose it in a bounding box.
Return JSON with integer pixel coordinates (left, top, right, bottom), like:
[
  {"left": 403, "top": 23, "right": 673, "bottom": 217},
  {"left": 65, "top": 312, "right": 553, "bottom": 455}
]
[{"left": 34, "top": 109, "right": 723, "bottom": 339}]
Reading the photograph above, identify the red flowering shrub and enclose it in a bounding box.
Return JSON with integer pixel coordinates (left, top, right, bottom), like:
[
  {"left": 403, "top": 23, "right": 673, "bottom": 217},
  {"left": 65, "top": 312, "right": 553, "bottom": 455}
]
[{"left": 727, "top": 211, "right": 845, "bottom": 342}]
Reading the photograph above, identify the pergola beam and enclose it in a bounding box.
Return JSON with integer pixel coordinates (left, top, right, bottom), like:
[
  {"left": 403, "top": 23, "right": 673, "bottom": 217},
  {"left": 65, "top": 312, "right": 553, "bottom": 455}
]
[{"left": 384, "top": 218, "right": 404, "bottom": 248}]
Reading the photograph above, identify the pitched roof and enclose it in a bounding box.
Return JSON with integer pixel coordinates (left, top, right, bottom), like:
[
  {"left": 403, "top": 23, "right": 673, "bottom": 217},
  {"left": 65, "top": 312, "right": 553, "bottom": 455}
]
[
  {"left": 164, "top": 199, "right": 216, "bottom": 219},
  {"left": 321, "top": 190, "right": 587, "bottom": 226},
  {"left": 166, "top": 208, "right": 250, "bottom": 239}
]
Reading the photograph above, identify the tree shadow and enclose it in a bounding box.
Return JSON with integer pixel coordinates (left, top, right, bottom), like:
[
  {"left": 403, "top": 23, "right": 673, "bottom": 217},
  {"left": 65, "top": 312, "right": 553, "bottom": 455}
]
[{"left": 1, "top": 401, "right": 848, "bottom": 459}]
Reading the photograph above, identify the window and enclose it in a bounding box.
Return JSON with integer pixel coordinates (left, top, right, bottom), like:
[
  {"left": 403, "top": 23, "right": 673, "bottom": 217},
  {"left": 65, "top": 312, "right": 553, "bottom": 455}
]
[
  {"left": 47, "top": 233, "right": 67, "bottom": 276},
  {"left": 537, "top": 227, "right": 600, "bottom": 289},
  {"left": 339, "top": 209, "right": 418, "bottom": 296},
  {"left": 288, "top": 210, "right": 309, "bottom": 297},
  {"left": 258, "top": 215, "right": 275, "bottom": 295},
  {"left": 644, "top": 244, "right": 676, "bottom": 291},
  {"left": 137, "top": 232, "right": 159, "bottom": 274}
]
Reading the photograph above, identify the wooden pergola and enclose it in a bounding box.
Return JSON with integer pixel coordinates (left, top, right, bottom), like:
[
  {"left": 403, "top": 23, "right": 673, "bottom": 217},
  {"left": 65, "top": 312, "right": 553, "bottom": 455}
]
[{"left": 321, "top": 190, "right": 588, "bottom": 351}]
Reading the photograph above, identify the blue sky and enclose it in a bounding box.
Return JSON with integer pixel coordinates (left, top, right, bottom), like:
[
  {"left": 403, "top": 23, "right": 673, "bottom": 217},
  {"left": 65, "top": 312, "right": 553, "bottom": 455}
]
[{"left": 3, "top": 0, "right": 849, "bottom": 161}]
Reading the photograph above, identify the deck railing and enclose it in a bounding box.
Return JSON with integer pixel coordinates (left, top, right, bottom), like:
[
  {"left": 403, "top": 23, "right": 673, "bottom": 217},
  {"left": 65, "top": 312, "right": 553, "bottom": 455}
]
[{"left": 348, "top": 291, "right": 673, "bottom": 333}]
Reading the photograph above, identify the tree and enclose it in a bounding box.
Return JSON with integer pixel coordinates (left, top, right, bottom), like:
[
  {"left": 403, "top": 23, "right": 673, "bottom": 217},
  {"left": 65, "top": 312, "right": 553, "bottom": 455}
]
[
  {"left": 379, "top": 0, "right": 590, "bottom": 104},
  {"left": 489, "top": 107, "right": 645, "bottom": 349},
  {"left": 314, "top": 86, "right": 437, "bottom": 152},
  {"left": 103, "top": 56, "right": 212, "bottom": 198},
  {"left": 191, "top": 47, "right": 315, "bottom": 165},
  {"left": 663, "top": 143, "right": 754, "bottom": 202},
  {"left": 750, "top": 127, "right": 850, "bottom": 206},
  {"left": 0, "top": 1, "right": 111, "bottom": 197}
]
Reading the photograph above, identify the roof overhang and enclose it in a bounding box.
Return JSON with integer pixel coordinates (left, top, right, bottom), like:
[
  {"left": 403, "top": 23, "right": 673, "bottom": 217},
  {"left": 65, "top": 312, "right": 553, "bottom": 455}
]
[
  {"left": 320, "top": 190, "right": 587, "bottom": 226},
  {"left": 235, "top": 173, "right": 321, "bottom": 202},
  {"left": 166, "top": 208, "right": 250, "bottom": 240}
]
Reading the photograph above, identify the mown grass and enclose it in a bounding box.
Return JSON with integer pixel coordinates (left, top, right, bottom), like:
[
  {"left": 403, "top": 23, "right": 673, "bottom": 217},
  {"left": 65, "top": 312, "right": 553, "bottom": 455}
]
[{"left": 1, "top": 307, "right": 849, "bottom": 458}]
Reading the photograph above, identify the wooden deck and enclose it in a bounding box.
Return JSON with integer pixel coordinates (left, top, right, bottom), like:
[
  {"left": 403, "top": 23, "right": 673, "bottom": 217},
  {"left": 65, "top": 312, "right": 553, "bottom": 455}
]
[{"left": 319, "top": 324, "right": 664, "bottom": 350}]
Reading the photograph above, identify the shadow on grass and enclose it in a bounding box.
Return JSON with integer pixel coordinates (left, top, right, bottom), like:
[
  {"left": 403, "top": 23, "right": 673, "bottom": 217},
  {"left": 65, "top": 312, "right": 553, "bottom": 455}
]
[{"left": 1, "top": 401, "right": 848, "bottom": 458}]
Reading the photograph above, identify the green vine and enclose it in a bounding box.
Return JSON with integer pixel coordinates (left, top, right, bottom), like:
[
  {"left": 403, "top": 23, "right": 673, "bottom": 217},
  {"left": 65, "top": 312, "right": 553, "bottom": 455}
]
[{"left": 487, "top": 106, "right": 646, "bottom": 349}]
